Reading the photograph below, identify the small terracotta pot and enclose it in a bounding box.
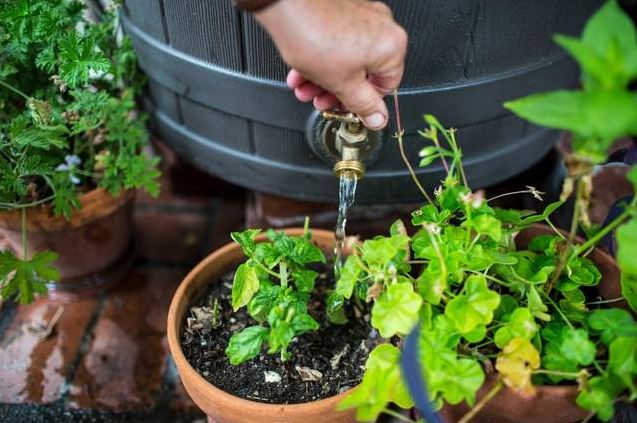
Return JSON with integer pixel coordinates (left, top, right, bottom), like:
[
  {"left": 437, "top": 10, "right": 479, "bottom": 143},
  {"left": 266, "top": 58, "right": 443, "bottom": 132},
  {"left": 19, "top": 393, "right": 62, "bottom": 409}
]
[
  {"left": 167, "top": 228, "right": 357, "bottom": 423},
  {"left": 0, "top": 188, "right": 135, "bottom": 298},
  {"left": 442, "top": 224, "right": 622, "bottom": 423}
]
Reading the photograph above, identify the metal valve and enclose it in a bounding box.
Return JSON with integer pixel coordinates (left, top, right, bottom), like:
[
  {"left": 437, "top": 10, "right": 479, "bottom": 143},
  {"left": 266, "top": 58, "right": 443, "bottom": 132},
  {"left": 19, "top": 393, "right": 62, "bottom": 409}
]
[{"left": 321, "top": 111, "right": 369, "bottom": 180}]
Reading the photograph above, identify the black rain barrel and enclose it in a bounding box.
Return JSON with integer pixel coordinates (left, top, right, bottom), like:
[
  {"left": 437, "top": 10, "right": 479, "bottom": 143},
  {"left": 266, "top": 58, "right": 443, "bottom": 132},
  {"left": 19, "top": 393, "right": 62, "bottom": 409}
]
[{"left": 121, "top": 0, "right": 602, "bottom": 203}]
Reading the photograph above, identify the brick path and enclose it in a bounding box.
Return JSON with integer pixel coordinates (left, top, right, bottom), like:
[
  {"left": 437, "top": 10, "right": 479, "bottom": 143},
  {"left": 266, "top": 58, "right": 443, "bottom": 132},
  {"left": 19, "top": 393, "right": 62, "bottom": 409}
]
[{"left": 0, "top": 156, "right": 244, "bottom": 422}]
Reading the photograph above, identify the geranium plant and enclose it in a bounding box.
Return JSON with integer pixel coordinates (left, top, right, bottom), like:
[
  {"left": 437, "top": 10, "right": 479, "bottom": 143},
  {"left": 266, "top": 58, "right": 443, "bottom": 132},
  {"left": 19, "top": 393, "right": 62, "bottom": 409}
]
[
  {"left": 0, "top": 1, "right": 160, "bottom": 302},
  {"left": 337, "top": 2, "right": 637, "bottom": 421}
]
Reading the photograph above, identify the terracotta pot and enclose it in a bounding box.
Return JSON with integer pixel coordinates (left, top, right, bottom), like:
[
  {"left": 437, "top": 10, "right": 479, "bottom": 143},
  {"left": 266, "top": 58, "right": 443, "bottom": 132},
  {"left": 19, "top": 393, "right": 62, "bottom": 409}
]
[
  {"left": 442, "top": 224, "right": 622, "bottom": 423},
  {"left": 167, "top": 228, "right": 357, "bottom": 423},
  {"left": 0, "top": 188, "right": 135, "bottom": 298}
]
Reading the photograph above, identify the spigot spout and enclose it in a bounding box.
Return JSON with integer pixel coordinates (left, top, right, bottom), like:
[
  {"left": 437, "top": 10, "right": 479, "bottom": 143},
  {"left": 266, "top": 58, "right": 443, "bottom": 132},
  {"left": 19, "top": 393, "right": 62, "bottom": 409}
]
[{"left": 321, "top": 111, "right": 368, "bottom": 180}]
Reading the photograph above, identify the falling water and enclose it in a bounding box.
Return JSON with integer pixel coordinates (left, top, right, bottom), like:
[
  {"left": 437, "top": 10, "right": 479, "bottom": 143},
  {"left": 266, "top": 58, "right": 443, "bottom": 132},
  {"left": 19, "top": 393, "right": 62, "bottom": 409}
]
[{"left": 334, "top": 174, "right": 358, "bottom": 279}]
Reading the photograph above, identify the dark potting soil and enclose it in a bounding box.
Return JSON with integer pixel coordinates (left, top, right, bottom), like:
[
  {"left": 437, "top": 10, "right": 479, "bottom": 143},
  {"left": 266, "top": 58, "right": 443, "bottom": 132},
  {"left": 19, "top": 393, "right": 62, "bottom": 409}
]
[{"left": 180, "top": 264, "right": 380, "bottom": 404}]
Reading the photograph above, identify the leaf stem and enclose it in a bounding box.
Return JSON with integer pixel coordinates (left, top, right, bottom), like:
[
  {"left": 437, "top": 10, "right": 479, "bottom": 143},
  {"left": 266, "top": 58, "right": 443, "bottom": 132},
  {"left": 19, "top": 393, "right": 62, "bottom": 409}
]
[
  {"left": 0, "top": 79, "right": 30, "bottom": 100},
  {"left": 21, "top": 207, "right": 27, "bottom": 259},
  {"left": 544, "top": 218, "right": 566, "bottom": 240},
  {"left": 571, "top": 209, "right": 631, "bottom": 258},
  {"left": 546, "top": 296, "right": 574, "bottom": 330},
  {"left": 585, "top": 297, "right": 625, "bottom": 305},
  {"left": 458, "top": 381, "right": 503, "bottom": 423},
  {"left": 533, "top": 369, "right": 580, "bottom": 378},
  {"left": 392, "top": 91, "right": 433, "bottom": 204},
  {"left": 545, "top": 177, "right": 583, "bottom": 296},
  {"left": 382, "top": 408, "right": 416, "bottom": 423}
]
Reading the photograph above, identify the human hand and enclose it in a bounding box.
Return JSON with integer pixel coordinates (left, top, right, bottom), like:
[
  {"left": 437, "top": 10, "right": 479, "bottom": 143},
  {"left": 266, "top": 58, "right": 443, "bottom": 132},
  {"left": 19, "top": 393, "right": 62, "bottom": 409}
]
[{"left": 255, "top": 0, "right": 408, "bottom": 130}]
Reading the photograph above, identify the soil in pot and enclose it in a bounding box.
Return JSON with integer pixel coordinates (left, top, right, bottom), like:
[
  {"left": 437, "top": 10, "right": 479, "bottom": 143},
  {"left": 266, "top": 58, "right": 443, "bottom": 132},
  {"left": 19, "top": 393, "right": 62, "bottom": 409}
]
[{"left": 180, "top": 263, "right": 379, "bottom": 405}]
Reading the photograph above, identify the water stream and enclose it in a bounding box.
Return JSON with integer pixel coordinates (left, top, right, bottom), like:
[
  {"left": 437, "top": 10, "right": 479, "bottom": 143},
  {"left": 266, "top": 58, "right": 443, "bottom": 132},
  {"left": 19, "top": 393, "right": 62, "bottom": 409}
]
[{"left": 334, "top": 174, "right": 358, "bottom": 279}]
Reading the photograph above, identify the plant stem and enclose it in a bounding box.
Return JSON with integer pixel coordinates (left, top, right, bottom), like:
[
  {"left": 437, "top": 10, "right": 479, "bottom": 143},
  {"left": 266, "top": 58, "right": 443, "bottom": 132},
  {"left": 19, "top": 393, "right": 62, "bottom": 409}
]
[
  {"left": 392, "top": 91, "right": 433, "bottom": 204},
  {"left": 586, "top": 297, "right": 625, "bottom": 305},
  {"left": 546, "top": 296, "right": 574, "bottom": 330},
  {"left": 0, "top": 79, "right": 30, "bottom": 100},
  {"left": 458, "top": 381, "right": 503, "bottom": 423},
  {"left": 533, "top": 369, "right": 580, "bottom": 378},
  {"left": 279, "top": 261, "right": 288, "bottom": 288},
  {"left": 571, "top": 210, "right": 631, "bottom": 258},
  {"left": 545, "top": 177, "right": 583, "bottom": 296},
  {"left": 545, "top": 218, "right": 566, "bottom": 240},
  {"left": 487, "top": 189, "right": 540, "bottom": 203},
  {"left": 0, "top": 195, "right": 56, "bottom": 210},
  {"left": 382, "top": 408, "right": 415, "bottom": 423},
  {"left": 21, "top": 207, "right": 28, "bottom": 259}
]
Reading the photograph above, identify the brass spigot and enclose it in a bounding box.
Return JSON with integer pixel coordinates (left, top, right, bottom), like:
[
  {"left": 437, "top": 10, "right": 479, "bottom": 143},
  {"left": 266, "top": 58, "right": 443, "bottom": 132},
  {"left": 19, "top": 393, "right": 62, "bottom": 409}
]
[{"left": 322, "top": 111, "right": 368, "bottom": 179}]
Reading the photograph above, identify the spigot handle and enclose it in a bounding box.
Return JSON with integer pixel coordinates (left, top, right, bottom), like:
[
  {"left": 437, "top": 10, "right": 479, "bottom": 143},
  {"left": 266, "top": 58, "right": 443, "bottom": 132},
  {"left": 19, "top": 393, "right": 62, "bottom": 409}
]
[{"left": 321, "top": 111, "right": 361, "bottom": 124}]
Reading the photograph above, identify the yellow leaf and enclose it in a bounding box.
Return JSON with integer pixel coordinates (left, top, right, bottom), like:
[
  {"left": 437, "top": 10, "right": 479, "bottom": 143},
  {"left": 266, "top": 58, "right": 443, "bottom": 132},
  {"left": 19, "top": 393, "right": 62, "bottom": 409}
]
[{"left": 496, "top": 337, "right": 540, "bottom": 397}]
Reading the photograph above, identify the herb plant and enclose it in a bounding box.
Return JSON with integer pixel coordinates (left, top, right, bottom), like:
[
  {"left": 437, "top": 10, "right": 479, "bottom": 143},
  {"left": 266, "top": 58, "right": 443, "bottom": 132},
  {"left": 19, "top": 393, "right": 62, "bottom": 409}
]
[
  {"left": 226, "top": 221, "right": 326, "bottom": 364},
  {"left": 0, "top": 1, "right": 160, "bottom": 302},
  {"left": 337, "top": 3, "right": 637, "bottom": 420}
]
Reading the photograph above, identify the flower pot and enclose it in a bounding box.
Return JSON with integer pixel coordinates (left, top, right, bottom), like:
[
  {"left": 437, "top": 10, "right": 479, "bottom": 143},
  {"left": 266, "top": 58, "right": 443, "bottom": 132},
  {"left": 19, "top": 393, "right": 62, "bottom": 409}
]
[
  {"left": 0, "top": 188, "right": 135, "bottom": 299},
  {"left": 442, "top": 224, "right": 622, "bottom": 423},
  {"left": 167, "top": 228, "right": 357, "bottom": 423}
]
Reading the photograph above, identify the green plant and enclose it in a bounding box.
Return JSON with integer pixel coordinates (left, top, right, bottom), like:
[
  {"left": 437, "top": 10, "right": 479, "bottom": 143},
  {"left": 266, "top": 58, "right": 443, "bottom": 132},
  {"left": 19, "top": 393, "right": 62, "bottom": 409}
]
[
  {"left": 225, "top": 220, "right": 326, "bottom": 364},
  {"left": 338, "top": 3, "right": 637, "bottom": 419},
  {"left": 0, "top": 0, "right": 160, "bottom": 302}
]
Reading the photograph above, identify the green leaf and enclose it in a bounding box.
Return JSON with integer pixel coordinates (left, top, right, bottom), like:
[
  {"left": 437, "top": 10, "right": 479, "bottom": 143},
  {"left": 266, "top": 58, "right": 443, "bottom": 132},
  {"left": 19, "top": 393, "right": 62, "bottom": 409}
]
[
  {"left": 231, "top": 229, "right": 261, "bottom": 257},
  {"left": 231, "top": 263, "right": 260, "bottom": 311},
  {"left": 565, "top": 0, "right": 637, "bottom": 90},
  {"left": 291, "top": 313, "right": 319, "bottom": 334},
  {"left": 417, "top": 264, "right": 447, "bottom": 305},
  {"left": 58, "top": 32, "right": 111, "bottom": 88},
  {"left": 361, "top": 235, "right": 410, "bottom": 267},
  {"left": 505, "top": 90, "right": 637, "bottom": 155},
  {"left": 338, "top": 344, "right": 413, "bottom": 421},
  {"left": 494, "top": 308, "right": 538, "bottom": 348},
  {"left": 292, "top": 269, "right": 317, "bottom": 293},
  {"left": 608, "top": 336, "right": 637, "bottom": 395},
  {"left": 268, "top": 320, "right": 295, "bottom": 359},
  {"left": 588, "top": 308, "right": 637, "bottom": 345},
  {"left": 326, "top": 291, "right": 348, "bottom": 324},
  {"left": 445, "top": 275, "right": 500, "bottom": 333},
  {"left": 494, "top": 294, "right": 519, "bottom": 321},
  {"left": 336, "top": 255, "right": 362, "bottom": 299},
  {"left": 247, "top": 282, "right": 281, "bottom": 322},
  {"left": 0, "top": 250, "right": 57, "bottom": 304},
  {"left": 565, "top": 256, "right": 601, "bottom": 287},
  {"left": 519, "top": 201, "right": 564, "bottom": 226},
  {"left": 527, "top": 285, "right": 551, "bottom": 321},
  {"left": 560, "top": 328, "right": 596, "bottom": 366},
  {"left": 225, "top": 326, "right": 269, "bottom": 365},
  {"left": 576, "top": 375, "right": 624, "bottom": 421},
  {"left": 371, "top": 282, "right": 422, "bottom": 338},
  {"left": 462, "top": 214, "right": 501, "bottom": 242},
  {"left": 617, "top": 220, "right": 637, "bottom": 275},
  {"left": 621, "top": 273, "right": 637, "bottom": 313}
]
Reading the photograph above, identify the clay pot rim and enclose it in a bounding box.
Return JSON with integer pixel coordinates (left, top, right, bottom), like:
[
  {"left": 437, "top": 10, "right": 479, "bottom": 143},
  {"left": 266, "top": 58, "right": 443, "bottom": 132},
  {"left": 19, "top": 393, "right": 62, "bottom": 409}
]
[
  {"left": 0, "top": 187, "right": 135, "bottom": 231},
  {"left": 166, "top": 227, "right": 357, "bottom": 412}
]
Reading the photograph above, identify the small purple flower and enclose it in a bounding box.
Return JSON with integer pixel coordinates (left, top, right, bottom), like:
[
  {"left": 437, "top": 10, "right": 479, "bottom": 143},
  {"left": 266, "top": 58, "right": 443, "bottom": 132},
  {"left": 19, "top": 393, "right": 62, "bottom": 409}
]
[{"left": 55, "top": 155, "right": 82, "bottom": 185}]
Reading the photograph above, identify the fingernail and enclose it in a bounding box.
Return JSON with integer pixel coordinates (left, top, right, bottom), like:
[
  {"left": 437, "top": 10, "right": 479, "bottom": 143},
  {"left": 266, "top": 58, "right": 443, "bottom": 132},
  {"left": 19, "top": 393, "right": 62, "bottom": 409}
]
[{"left": 364, "top": 112, "right": 386, "bottom": 129}]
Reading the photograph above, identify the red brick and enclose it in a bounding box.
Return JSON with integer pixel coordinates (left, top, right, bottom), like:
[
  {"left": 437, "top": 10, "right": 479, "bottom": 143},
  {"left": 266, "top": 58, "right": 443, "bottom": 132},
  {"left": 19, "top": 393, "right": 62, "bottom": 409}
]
[
  {"left": 0, "top": 297, "right": 98, "bottom": 404},
  {"left": 134, "top": 210, "right": 212, "bottom": 265},
  {"left": 68, "top": 267, "right": 185, "bottom": 411}
]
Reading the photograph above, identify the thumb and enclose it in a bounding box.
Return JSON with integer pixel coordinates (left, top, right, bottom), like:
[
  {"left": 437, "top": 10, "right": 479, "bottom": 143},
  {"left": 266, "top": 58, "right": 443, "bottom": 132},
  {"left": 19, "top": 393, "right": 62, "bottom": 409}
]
[{"left": 337, "top": 80, "right": 388, "bottom": 130}]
